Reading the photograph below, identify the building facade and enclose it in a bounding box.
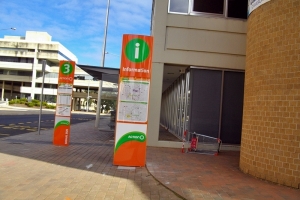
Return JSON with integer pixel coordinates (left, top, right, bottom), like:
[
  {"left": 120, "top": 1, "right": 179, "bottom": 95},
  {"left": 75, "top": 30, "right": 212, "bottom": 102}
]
[
  {"left": 148, "top": 0, "right": 247, "bottom": 148},
  {"left": 0, "top": 31, "right": 77, "bottom": 101},
  {"left": 0, "top": 31, "right": 117, "bottom": 111}
]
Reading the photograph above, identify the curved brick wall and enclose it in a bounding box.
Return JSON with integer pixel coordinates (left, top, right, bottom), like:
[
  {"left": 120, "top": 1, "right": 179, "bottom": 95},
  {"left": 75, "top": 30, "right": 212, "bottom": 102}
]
[{"left": 240, "top": 0, "right": 300, "bottom": 189}]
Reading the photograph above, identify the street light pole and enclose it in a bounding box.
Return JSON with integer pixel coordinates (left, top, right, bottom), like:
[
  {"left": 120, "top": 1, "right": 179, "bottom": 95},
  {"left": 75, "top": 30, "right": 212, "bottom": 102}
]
[
  {"left": 38, "top": 60, "right": 46, "bottom": 135},
  {"left": 87, "top": 80, "right": 90, "bottom": 112},
  {"left": 95, "top": 0, "right": 110, "bottom": 128}
]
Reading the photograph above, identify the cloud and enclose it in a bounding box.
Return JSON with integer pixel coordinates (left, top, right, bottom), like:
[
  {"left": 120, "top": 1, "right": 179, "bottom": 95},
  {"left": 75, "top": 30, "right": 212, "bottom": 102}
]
[{"left": 0, "top": 0, "right": 153, "bottom": 67}]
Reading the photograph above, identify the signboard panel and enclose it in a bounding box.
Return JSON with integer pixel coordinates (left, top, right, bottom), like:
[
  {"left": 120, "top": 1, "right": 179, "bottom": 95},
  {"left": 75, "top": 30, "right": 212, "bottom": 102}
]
[
  {"left": 53, "top": 61, "right": 75, "bottom": 146},
  {"left": 248, "top": 0, "right": 270, "bottom": 16},
  {"left": 113, "top": 34, "right": 153, "bottom": 167}
]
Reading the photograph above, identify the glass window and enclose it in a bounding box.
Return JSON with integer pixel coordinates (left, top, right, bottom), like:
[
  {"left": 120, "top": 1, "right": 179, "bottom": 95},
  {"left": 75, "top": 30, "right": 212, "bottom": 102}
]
[
  {"left": 23, "top": 82, "right": 31, "bottom": 87},
  {"left": 43, "top": 73, "right": 58, "bottom": 78},
  {"left": 17, "top": 71, "right": 32, "bottom": 76},
  {"left": 169, "top": 0, "right": 189, "bottom": 13},
  {"left": 0, "top": 56, "right": 19, "bottom": 62},
  {"left": 9, "top": 70, "right": 18, "bottom": 75},
  {"left": 168, "top": 0, "right": 248, "bottom": 19},
  {"left": 227, "top": 0, "right": 248, "bottom": 19},
  {"left": 193, "top": 0, "right": 224, "bottom": 14}
]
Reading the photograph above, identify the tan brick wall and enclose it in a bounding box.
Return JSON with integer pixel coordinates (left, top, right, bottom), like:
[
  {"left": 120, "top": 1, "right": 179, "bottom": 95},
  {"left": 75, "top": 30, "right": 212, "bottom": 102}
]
[{"left": 240, "top": 0, "right": 300, "bottom": 189}]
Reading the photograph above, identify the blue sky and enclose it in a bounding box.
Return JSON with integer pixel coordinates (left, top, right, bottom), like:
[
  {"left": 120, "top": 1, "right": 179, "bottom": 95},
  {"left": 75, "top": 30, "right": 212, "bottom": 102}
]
[{"left": 0, "top": 0, "right": 153, "bottom": 68}]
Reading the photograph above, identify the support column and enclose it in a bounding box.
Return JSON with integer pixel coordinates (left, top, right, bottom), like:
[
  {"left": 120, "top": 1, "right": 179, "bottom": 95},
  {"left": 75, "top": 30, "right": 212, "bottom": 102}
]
[
  {"left": 1, "top": 80, "right": 4, "bottom": 101},
  {"left": 76, "top": 98, "right": 79, "bottom": 111},
  {"left": 31, "top": 44, "right": 38, "bottom": 99},
  {"left": 10, "top": 81, "right": 13, "bottom": 99},
  {"left": 147, "top": 62, "right": 164, "bottom": 147},
  {"left": 79, "top": 98, "right": 82, "bottom": 111},
  {"left": 72, "top": 98, "right": 75, "bottom": 111}
]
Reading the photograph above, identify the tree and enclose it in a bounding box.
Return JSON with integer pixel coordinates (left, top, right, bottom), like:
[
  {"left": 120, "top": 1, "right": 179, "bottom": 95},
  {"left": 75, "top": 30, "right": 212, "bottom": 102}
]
[{"left": 101, "top": 99, "right": 116, "bottom": 113}]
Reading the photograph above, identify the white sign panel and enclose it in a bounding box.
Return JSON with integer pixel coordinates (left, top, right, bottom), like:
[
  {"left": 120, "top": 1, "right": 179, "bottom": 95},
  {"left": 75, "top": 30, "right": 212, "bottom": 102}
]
[
  {"left": 56, "top": 106, "right": 71, "bottom": 116},
  {"left": 57, "top": 94, "right": 72, "bottom": 105},
  {"left": 58, "top": 83, "right": 73, "bottom": 94}
]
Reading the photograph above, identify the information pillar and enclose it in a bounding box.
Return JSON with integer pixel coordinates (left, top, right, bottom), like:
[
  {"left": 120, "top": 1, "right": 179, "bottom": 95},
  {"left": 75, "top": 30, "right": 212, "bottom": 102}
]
[
  {"left": 113, "top": 34, "right": 153, "bottom": 167},
  {"left": 53, "top": 61, "right": 75, "bottom": 146}
]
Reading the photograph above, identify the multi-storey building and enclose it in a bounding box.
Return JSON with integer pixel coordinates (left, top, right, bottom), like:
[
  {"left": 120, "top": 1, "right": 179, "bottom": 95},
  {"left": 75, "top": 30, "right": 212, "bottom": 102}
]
[
  {"left": 148, "top": 0, "right": 299, "bottom": 189},
  {"left": 148, "top": 0, "right": 247, "bottom": 148},
  {"left": 0, "top": 31, "right": 117, "bottom": 110}
]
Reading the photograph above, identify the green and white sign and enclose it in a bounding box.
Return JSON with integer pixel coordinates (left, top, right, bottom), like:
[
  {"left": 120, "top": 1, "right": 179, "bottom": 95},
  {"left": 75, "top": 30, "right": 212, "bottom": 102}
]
[
  {"left": 125, "top": 38, "right": 150, "bottom": 63},
  {"left": 60, "top": 62, "right": 74, "bottom": 75}
]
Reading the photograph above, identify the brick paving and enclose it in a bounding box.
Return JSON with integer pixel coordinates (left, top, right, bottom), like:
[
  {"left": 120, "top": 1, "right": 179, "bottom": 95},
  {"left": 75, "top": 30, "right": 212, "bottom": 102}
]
[
  {"left": 0, "top": 115, "right": 180, "bottom": 200},
  {"left": 147, "top": 149, "right": 300, "bottom": 200},
  {"left": 0, "top": 114, "right": 299, "bottom": 200}
]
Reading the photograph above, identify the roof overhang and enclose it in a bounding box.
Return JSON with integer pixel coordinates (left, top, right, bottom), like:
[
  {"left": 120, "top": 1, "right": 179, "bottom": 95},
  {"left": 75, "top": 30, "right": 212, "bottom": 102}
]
[{"left": 77, "top": 64, "right": 120, "bottom": 84}]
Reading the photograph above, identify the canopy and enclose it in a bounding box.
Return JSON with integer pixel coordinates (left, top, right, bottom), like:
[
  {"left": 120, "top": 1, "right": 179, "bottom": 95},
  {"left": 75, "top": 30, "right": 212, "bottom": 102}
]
[{"left": 77, "top": 64, "right": 120, "bottom": 84}]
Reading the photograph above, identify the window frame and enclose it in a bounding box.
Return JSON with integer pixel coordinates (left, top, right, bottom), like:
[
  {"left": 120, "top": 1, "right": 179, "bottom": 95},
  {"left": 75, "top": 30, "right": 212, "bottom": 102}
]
[
  {"left": 168, "top": 0, "right": 247, "bottom": 20},
  {"left": 168, "top": 0, "right": 190, "bottom": 15},
  {"left": 190, "top": 0, "right": 225, "bottom": 16}
]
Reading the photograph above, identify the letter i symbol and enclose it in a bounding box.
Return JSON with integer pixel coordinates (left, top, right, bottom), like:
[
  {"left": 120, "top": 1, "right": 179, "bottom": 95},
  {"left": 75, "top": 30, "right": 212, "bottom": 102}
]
[{"left": 135, "top": 43, "right": 140, "bottom": 59}]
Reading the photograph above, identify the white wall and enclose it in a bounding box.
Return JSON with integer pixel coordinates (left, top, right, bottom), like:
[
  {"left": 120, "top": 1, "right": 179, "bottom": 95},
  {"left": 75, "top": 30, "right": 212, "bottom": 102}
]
[{"left": 152, "top": 0, "right": 247, "bottom": 69}]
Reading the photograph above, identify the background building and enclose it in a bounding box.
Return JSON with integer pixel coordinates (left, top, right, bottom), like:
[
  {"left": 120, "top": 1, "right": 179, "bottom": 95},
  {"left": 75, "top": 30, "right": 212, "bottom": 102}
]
[
  {"left": 0, "top": 31, "right": 77, "bottom": 101},
  {"left": 0, "top": 31, "right": 117, "bottom": 111}
]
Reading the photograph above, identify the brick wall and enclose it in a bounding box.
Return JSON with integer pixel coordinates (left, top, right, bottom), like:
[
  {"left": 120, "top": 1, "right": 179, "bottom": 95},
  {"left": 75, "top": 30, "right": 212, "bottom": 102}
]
[{"left": 240, "top": 0, "right": 300, "bottom": 189}]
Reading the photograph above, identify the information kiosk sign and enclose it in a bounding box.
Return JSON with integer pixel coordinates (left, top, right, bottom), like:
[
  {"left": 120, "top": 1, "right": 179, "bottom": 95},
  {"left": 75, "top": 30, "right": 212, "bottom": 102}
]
[
  {"left": 113, "top": 34, "right": 153, "bottom": 166},
  {"left": 53, "top": 61, "right": 75, "bottom": 146}
]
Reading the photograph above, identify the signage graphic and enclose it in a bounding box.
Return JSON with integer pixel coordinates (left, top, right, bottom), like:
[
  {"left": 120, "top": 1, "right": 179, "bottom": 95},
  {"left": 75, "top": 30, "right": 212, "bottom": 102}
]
[
  {"left": 248, "top": 0, "right": 270, "bottom": 16},
  {"left": 113, "top": 34, "right": 153, "bottom": 167},
  {"left": 53, "top": 61, "right": 75, "bottom": 146},
  {"left": 113, "top": 123, "right": 147, "bottom": 166}
]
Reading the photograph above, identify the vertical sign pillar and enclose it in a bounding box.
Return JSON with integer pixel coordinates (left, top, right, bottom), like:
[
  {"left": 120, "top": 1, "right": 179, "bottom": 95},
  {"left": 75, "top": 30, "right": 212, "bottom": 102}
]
[
  {"left": 113, "top": 34, "right": 153, "bottom": 167},
  {"left": 53, "top": 61, "right": 75, "bottom": 146}
]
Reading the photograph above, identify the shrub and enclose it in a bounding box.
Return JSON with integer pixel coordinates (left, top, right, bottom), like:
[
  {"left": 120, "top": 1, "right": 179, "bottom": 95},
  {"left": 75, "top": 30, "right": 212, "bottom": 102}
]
[
  {"left": 31, "top": 99, "right": 40, "bottom": 106},
  {"left": 20, "top": 98, "right": 27, "bottom": 104},
  {"left": 46, "top": 105, "right": 56, "bottom": 109},
  {"left": 31, "top": 99, "right": 39, "bottom": 103},
  {"left": 26, "top": 102, "right": 34, "bottom": 107},
  {"left": 9, "top": 99, "right": 16, "bottom": 105}
]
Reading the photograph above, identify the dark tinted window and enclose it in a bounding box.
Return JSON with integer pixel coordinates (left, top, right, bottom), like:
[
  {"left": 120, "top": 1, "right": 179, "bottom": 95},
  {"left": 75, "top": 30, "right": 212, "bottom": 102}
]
[
  {"left": 18, "top": 71, "right": 32, "bottom": 76},
  {"left": 228, "top": 0, "right": 248, "bottom": 19},
  {"left": 193, "top": 0, "right": 224, "bottom": 14}
]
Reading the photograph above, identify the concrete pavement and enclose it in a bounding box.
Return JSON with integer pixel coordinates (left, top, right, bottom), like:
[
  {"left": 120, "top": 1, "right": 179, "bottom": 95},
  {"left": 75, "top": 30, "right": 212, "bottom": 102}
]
[{"left": 0, "top": 110, "right": 299, "bottom": 199}]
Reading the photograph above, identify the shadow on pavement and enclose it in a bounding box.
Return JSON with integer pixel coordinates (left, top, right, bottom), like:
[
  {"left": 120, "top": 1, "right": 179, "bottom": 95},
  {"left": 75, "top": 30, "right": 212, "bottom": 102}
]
[{"left": 0, "top": 115, "right": 182, "bottom": 200}]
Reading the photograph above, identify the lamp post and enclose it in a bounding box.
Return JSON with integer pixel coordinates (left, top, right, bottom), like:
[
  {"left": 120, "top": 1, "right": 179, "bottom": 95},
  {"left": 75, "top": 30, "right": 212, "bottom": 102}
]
[
  {"left": 95, "top": 0, "right": 110, "bottom": 128},
  {"left": 87, "top": 79, "right": 91, "bottom": 112}
]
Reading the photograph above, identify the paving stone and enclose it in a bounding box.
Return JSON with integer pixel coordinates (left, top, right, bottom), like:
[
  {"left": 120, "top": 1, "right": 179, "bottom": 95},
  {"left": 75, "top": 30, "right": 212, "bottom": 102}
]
[{"left": 0, "top": 115, "right": 299, "bottom": 200}]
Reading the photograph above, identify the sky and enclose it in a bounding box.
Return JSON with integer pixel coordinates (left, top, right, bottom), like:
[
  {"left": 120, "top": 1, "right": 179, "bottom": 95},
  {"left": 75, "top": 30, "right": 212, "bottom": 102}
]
[{"left": 0, "top": 0, "right": 153, "bottom": 68}]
